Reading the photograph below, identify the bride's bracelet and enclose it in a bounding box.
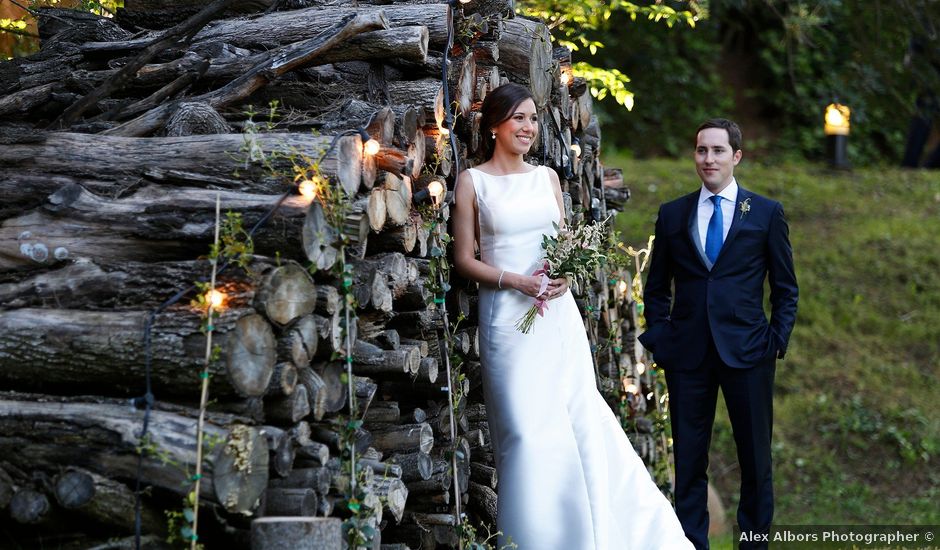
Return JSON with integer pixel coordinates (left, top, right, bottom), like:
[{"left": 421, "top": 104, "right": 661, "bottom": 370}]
[{"left": 497, "top": 270, "right": 506, "bottom": 289}]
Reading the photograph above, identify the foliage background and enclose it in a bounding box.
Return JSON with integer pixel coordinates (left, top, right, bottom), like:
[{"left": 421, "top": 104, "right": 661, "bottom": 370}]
[{"left": 580, "top": 0, "right": 940, "bottom": 166}]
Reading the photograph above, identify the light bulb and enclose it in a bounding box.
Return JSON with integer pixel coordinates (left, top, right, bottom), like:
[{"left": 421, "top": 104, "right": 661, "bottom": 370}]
[
  {"left": 428, "top": 180, "right": 445, "bottom": 203},
  {"left": 636, "top": 362, "right": 646, "bottom": 375},
  {"left": 571, "top": 142, "right": 582, "bottom": 158},
  {"left": 440, "top": 126, "right": 450, "bottom": 137},
  {"left": 364, "top": 138, "right": 381, "bottom": 156},
  {"left": 298, "top": 179, "right": 317, "bottom": 200},
  {"left": 206, "top": 289, "right": 226, "bottom": 309},
  {"left": 616, "top": 279, "right": 628, "bottom": 294}
]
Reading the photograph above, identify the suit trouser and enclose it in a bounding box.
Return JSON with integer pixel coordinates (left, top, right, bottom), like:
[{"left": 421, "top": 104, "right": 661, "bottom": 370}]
[{"left": 665, "top": 337, "right": 776, "bottom": 550}]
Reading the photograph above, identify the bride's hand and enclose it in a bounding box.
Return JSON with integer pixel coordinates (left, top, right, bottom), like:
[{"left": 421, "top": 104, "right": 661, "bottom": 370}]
[
  {"left": 541, "top": 277, "right": 569, "bottom": 300},
  {"left": 510, "top": 273, "right": 547, "bottom": 298}
]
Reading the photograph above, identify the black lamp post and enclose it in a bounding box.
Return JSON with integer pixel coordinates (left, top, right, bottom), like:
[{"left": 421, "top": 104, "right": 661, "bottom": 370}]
[{"left": 824, "top": 102, "right": 851, "bottom": 169}]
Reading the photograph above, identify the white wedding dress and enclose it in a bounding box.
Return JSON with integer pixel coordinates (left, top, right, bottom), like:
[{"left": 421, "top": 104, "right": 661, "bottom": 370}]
[{"left": 468, "top": 166, "right": 693, "bottom": 550}]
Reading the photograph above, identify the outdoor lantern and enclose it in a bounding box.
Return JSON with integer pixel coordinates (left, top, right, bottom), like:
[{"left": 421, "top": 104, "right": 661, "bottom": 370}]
[{"left": 824, "top": 102, "right": 851, "bottom": 169}]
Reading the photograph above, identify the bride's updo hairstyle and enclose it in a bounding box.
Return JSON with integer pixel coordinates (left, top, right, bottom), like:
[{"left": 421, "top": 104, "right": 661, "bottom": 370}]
[{"left": 479, "top": 83, "right": 535, "bottom": 161}]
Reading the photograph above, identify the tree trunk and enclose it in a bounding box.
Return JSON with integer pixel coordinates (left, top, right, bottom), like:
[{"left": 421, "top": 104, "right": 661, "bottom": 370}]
[
  {"left": 0, "top": 132, "right": 361, "bottom": 205},
  {"left": 102, "top": 12, "right": 388, "bottom": 137},
  {"left": 388, "top": 451, "right": 432, "bottom": 482},
  {"left": 0, "top": 398, "right": 268, "bottom": 512},
  {"left": 53, "top": 468, "right": 163, "bottom": 534},
  {"left": 200, "top": 27, "right": 429, "bottom": 85},
  {"left": 1, "top": 184, "right": 309, "bottom": 271},
  {"left": 374, "top": 477, "right": 408, "bottom": 523},
  {"left": 8, "top": 489, "right": 52, "bottom": 525},
  {"left": 468, "top": 481, "right": 498, "bottom": 527},
  {"left": 470, "top": 462, "right": 497, "bottom": 489},
  {"left": 251, "top": 517, "right": 342, "bottom": 550},
  {"left": 0, "top": 308, "right": 275, "bottom": 399},
  {"left": 302, "top": 200, "right": 340, "bottom": 271},
  {"left": 190, "top": 4, "right": 450, "bottom": 51},
  {"left": 352, "top": 340, "right": 421, "bottom": 376},
  {"left": 264, "top": 383, "right": 311, "bottom": 424},
  {"left": 388, "top": 79, "right": 444, "bottom": 129},
  {"left": 364, "top": 401, "right": 400, "bottom": 425},
  {"left": 254, "top": 263, "right": 318, "bottom": 327},
  {"left": 497, "top": 17, "right": 553, "bottom": 108},
  {"left": 262, "top": 488, "right": 319, "bottom": 517},
  {"left": 277, "top": 315, "right": 319, "bottom": 370},
  {"left": 370, "top": 423, "right": 433, "bottom": 454},
  {"left": 268, "top": 466, "right": 331, "bottom": 495}
]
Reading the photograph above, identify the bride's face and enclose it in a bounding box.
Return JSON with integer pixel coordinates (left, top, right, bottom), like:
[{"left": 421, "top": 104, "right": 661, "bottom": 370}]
[{"left": 493, "top": 98, "right": 538, "bottom": 156}]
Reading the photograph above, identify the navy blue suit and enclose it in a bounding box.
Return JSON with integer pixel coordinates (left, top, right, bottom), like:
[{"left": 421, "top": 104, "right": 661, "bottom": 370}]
[{"left": 639, "top": 186, "right": 798, "bottom": 549}]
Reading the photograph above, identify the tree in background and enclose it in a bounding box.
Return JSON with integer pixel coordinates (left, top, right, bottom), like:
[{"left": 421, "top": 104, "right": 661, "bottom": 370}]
[
  {"left": 1, "top": 0, "right": 122, "bottom": 59},
  {"left": 586, "top": 0, "right": 940, "bottom": 165},
  {"left": 518, "top": 0, "right": 704, "bottom": 110}
]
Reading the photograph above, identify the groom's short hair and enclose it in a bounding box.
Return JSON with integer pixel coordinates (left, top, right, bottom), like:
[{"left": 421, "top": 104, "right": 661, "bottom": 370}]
[{"left": 696, "top": 118, "right": 742, "bottom": 152}]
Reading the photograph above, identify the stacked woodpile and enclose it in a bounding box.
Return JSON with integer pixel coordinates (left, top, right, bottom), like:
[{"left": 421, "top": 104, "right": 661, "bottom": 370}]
[{"left": 0, "top": 0, "right": 640, "bottom": 548}]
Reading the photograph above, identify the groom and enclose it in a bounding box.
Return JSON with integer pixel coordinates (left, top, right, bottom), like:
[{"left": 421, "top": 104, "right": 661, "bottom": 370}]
[{"left": 639, "top": 119, "right": 798, "bottom": 549}]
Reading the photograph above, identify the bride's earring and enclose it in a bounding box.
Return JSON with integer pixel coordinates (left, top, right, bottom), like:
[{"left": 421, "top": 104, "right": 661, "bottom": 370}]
[{"left": 491, "top": 131, "right": 496, "bottom": 139}]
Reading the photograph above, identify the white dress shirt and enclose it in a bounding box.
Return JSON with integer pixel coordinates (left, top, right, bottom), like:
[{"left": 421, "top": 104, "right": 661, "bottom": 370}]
[{"left": 697, "top": 179, "right": 738, "bottom": 248}]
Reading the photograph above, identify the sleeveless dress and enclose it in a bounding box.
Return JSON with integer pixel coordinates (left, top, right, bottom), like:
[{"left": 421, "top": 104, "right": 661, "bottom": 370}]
[{"left": 468, "top": 166, "right": 693, "bottom": 550}]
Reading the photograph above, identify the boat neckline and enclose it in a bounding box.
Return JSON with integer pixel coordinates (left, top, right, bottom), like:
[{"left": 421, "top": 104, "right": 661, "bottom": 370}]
[{"left": 469, "top": 165, "right": 541, "bottom": 177}]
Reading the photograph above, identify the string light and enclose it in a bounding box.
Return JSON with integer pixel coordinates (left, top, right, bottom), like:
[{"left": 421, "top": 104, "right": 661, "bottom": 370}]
[
  {"left": 298, "top": 179, "right": 317, "bottom": 200},
  {"left": 623, "top": 378, "right": 638, "bottom": 394},
  {"left": 364, "top": 138, "right": 381, "bottom": 156},
  {"left": 439, "top": 126, "right": 450, "bottom": 137},
  {"left": 571, "top": 139, "right": 582, "bottom": 159},
  {"left": 428, "top": 180, "right": 445, "bottom": 207},
  {"left": 616, "top": 279, "right": 628, "bottom": 295},
  {"left": 635, "top": 362, "right": 646, "bottom": 375},
  {"left": 206, "top": 289, "right": 226, "bottom": 309}
]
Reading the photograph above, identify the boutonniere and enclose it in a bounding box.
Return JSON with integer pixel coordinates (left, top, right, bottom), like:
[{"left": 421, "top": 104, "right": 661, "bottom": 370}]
[{"left": 738, "top": 198, "right": 751, "bottom": 220}]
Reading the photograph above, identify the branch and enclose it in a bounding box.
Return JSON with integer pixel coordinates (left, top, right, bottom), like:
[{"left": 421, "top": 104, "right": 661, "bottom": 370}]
[
  {"left": 48, "top": 0, "right": 234, "bottom": 129},
  {"left": 103, "top": 11, "right": 389, "bottom": 137},
  {"left": 0, "top": 26, "right": 40, "bottom": 39}
]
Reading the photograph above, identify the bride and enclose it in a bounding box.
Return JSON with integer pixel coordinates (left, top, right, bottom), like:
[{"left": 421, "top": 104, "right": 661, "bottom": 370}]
[{"left": 452, "top": 83, "right": 694, "bottom": 549}]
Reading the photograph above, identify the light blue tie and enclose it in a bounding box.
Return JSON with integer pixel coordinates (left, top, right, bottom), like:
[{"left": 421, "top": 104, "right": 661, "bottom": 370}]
[{"left": 705, "top": 195, "right": 723, "bottom": 264}]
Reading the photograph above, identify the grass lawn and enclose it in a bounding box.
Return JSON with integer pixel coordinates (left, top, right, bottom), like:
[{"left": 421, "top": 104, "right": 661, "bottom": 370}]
[{"left": 602, "top": 154, "right": 940, "bottom": 534}]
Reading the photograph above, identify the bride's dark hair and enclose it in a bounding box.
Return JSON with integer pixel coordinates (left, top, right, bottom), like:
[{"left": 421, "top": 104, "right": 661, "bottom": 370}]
[{"left": 479, "top": 83, "right": 535, "bottom": 161}]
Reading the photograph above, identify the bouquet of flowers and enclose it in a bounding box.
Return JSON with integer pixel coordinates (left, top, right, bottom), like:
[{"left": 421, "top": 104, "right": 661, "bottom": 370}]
[{"left": 515, "top": 218, "right": 609, "bottom": 333}]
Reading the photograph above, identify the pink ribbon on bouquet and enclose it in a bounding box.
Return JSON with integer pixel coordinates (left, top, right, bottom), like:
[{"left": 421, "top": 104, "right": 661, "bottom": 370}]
[{"left": 532, "top": 261, "right": 551, "bottom": 316}]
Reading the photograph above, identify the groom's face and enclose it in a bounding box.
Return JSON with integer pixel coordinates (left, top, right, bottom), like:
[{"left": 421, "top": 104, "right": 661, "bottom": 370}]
[{"left": 695, "top": 128, "right": 742, "bottom": 193}]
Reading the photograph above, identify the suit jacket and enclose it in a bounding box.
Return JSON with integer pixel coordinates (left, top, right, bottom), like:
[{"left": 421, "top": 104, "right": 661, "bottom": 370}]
[{"left": 638, "top": 185, "right": 798, "bottom": 370}]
